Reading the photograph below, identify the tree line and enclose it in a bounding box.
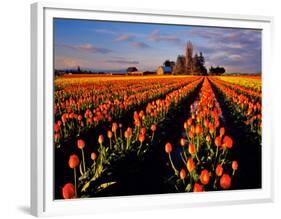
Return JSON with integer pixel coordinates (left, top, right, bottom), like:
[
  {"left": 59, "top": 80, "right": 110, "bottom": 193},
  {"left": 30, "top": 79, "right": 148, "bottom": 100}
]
[{"left": 168, "top": 41, "right": 225, "bottom": 75}]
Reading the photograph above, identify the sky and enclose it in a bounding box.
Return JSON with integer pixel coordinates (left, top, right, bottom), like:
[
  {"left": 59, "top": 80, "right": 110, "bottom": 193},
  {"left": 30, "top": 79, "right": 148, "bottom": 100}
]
[{"left": 54, "top": 18, "right": 262, "bottom": 73}]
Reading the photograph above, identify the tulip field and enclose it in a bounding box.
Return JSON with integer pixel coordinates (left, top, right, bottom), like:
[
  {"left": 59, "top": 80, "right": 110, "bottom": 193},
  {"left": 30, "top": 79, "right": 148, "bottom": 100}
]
[{"left": 54, "top": 74, "right": 262, "bottom": 199}]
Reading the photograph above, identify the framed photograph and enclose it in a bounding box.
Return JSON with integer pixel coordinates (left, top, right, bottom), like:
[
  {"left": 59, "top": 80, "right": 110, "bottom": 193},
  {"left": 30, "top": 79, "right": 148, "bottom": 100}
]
[{"left": 31, "top": 2, "right": 274, "bottom": 216}]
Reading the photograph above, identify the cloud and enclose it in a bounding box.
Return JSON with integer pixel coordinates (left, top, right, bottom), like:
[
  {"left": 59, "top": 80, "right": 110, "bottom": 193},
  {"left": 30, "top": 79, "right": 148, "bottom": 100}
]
[
  {"left": 55, "top": 56, "right": 92, "bottom": 69},
  {"left": 106, "top": 59, "right": 139, "bottom": 65},
  {"left": 148, "top": 29, "right": 181, "bottom": 44},
  {"left": 114, "top": 34, "right": 135, "bottom": 42},
  {"left": 57, "top": 43, "right": 112, "bottom": 54},
  {"left": 130, "top": 41, "right": 150, "bottom": 48},
  {"left": 95, "top": 29, "right": 116, "bottom": 35}
]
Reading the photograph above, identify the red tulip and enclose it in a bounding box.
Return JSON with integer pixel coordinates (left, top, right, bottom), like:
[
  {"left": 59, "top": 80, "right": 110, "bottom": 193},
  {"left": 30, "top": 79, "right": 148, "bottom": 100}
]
[
  {"left": 200, "top": 169, "right": 210, "bottom": 185},
  {"left": 68, "top": 154, "right": 80, "bottom": 169},
  {"left": 54, "top": 123, "right": 60, "bottom": 133},
  {"left": 193, "top": 183, "right": 203, "bottom": 192},
  {"left": 77, "top": 139, "right": 85, "bottom": 149},
  {"left": 140, "top": 127, "right": 146, "bottom": 135},
  {"left": 223, "top": 136, "right": 233, "bottom": 149},
  {"left": 62, "top": 183, "right": 75, "bottom": 199},
  {"left": 220, "top": 174, "right": 232, "bottom": 189},
  {"left": 165, "top": 142, "right": 172, "bottom": 154},
  {"left": 216, "top": 164, "right": 223, "bottom": 176},
  {"left": 214, "top": 136, "right": 221, "bottom": 147}
]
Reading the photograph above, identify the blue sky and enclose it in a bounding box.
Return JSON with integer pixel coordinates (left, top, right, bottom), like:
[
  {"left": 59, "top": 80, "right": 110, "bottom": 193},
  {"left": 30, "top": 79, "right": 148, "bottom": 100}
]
[{"left": 54, "top": 18, "right": 261, "bottom": 73}]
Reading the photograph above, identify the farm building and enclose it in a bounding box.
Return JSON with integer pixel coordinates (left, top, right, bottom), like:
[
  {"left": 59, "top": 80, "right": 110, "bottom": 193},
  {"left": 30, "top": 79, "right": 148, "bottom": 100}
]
[{"left": 156, "top": 66, "right": 172, "bottom": 75}]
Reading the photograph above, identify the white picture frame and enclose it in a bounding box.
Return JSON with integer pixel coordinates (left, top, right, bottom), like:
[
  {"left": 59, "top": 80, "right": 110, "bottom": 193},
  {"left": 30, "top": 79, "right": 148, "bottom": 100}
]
[{"left": 31, "top": 2, "right": 274, "bottom": 217}]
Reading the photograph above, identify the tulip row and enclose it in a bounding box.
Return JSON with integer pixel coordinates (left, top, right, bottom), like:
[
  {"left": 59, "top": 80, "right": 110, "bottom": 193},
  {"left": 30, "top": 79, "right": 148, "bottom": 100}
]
[
  {"left": 215, "top": 76, "right": 261, "bottom": 100},
  {"left": 165, "top": 77, "right": 238, "bottom": 192},
  {"left": 216, "top": 76, "right": 261, "bottom": 93},
  {"left": 54, "top": 77, "right": 199, "bottom": 145},
  {"left": 209, "top": 77, "right": 261, "bottom": 136},
  {"left": 61, "top": 77, "right": 204, "bottom": 199}
]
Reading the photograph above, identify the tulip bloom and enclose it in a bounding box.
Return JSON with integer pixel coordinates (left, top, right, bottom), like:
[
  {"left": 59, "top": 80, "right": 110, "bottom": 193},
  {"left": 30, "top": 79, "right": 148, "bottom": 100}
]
[
  {"left": 216, "top": 164, "right": 223, "bottom": 177},
  {"left": 193, "top": 183, "right": 203, "bottom": 192},
  {"left": 219, "top": 127, "right": 225, "bottom": 137},
  {"left": 220, "top": 174, "right": 232, "bottom": 189},
  {"left": 107, "top": 130, "right": 113, "bottom": 139},
  {"left": 232, "top": 160, "right": 238, "bottom": 175},
  {"left": 151, "top": 124, "right": 157, "bottom": 132},
  {"left": 180, "top": 138, "right": 186, "bottom": 147},
  {"left": 77, "top": 139, "right": 85, "bottom": 149},
  {"left": 223, "top": 136, "right": 233, "bottom": 149},
  {"left": 188, "top": 143, "right": 196, "bottom": 155},
  {"left": 68, "top": 154, "right": 79, "bottom": 169},
  {"left": 91, "top": 152, "right": 97, "bottom": 161},
  {"left": 165, "top": 143, "right": 178, "bottom": 175},
  {"left": 187, "top": 158, "right": 195, "bottom": 173},
  {"left": 62, "top": 183, "right": 76, "bottom": 199},
  {"left": 180, "top": 168, "right": 187, "bottom": 180},
  {"left": 98, "top": 135, "right": 104, "bottom": 145},
  {"left": 165, "top": 142, "right": 172, "bottom": 154},
  {"left": 200, "top": 169, "right": 210, "bottom": 185}
]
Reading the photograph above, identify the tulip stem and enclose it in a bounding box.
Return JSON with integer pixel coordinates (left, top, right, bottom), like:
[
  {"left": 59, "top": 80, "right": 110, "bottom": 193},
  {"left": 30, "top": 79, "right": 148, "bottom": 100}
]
[
  {"left": 74, "top": 168, "right": 77, "bottom": 197},
  {"left": 81, "top": 148, "right": 86, "bottom": 173},
  {"left": 151, "top": 133, "right": 155, "bottom": 142},
  {"left": 169, "top": 153, "right": 179, "bottom": 176},
  {"left": 109, "top": 139, "right": 112, "bottom": 150}
]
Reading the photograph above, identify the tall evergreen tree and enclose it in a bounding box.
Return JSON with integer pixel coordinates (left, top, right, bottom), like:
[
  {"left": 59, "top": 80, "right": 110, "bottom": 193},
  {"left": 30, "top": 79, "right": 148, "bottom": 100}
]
[{"left": 185, "top": 41, "right": 194, "bottom": 74}]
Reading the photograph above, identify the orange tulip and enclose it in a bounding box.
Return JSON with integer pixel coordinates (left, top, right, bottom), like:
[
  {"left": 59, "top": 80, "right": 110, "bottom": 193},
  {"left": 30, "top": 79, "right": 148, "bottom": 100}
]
[
  {"left": 112, "top": 122, "right": 118, "bottom": 132},
  {"left": 214, "top": 136, "right": 221, "bottom": 147},
  {"left": 180, "top": 138, "right": 186, "bottom": 147},
  {"left": 107, "top": 130, "right": 113, "bottom": 139},
  {"left": 151, "top": 124, "right": 157, "bottom": 132},
  {"left": 91, "top": 152, "right": 97, "bottom": 161},
  {"left": 188, "top": 143, "right": 196, "bottom": 155},
  {"left": 165, "top": 142, "right": 172, "bottom": 154},
  {"left": 200, "top": 169, "right": 210, "bottom": 185},
  {"left": 216, "top": 164, "right": 223, "bottom": 176},
  {"left": 187, "top": 158, "right": 195, "bottom": 173},
  {"left": 98, "top": 135, "right": 104, "bottom": 144},
  {"left": 180, "top": 168, "right": 187, "bottom": 180},
  {"left": 68, "top": 154, "right": 80, "bottom": 169},
  {"left": 232, "top": 160, "right": 238, "bottom": 170},
  {"left": 219, "top": 127, "right": 225, "bottom": 137},
  {"left": 139, "top": 134, "right": 145, "bottom": 143}
]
